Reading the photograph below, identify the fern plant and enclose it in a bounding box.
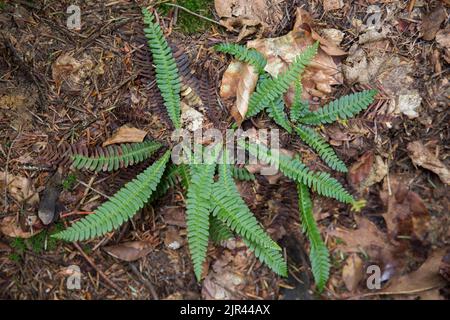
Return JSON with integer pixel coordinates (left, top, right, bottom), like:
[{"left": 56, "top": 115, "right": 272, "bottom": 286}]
[
  {"left": 215, "top": 42, "right": 376, "bottom": 291},
  {"left": 52, "top": 7, "right": 377, "bottom": 293}
]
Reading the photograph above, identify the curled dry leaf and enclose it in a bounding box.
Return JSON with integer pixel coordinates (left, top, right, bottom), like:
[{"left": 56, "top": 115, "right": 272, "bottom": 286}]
[
  {"left": 381, "top": 249, "right": 447, "bottom": 299},
  {"left": 102, "top": 125, "right": 147, "bottom": 147},
  {"left": 220, "top": 61, "right": 258, "bottom": 124},
  {"left": 420, "top": 5, "right": 447, "bottom": 41},
  {"left": 52, "top": 54, "right": 94, "bottom": 92},
  {"left": 103, "top": 240, "right": 155, "bottom": 262},
  {"left": 322, "top": 0, "right": 344, "bottom": 12},
  {"left": 407, "top": 141, "right": 450, "bottom": 185},
  {"left": 380, "top": 177, "right": 430, "bottom": 244},
  {"left": 0, "top": 216, "right": 42, "bottom": 239},
  {"left": 342, "top": 253, "right": 364, "bottom": 292},
  {"left": 214, "top": 0, "right": 284, "bottom": 38},
  {"left": 0, "top": 171, "right": 39, "bottom": 206},
  {"left": 348, "top": 151, "right": 388, "bottom": 193}
]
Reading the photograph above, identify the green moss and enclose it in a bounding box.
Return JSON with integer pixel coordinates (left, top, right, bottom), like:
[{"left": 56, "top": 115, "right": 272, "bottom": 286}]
[
  {"left": 63, "top": 173, "right": 77, "bottom": 191},
  {"left": 159, "top": 0, "right": 214, "bottom": 34}
]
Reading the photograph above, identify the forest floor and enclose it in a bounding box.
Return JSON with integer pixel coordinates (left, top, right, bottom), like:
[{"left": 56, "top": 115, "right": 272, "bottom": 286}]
[{"left": 0, "top": 0, "right": 449, "bottom": 300}]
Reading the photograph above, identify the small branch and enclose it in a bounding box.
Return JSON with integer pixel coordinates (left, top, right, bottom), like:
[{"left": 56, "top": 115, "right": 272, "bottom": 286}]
[
  {"left": 72, "top": 241, "right": 125, "bottom": 295},
  {"left": 162, "top": 2, "right": 223, "bottom": 27}
]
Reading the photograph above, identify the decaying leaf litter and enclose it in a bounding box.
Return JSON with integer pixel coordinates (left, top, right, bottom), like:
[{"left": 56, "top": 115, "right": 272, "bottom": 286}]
[{"left": 0, "top": 0, "right": 449, "bottom": 300}]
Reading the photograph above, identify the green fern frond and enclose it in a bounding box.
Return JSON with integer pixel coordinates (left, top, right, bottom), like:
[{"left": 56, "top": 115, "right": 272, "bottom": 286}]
[
  {"left": 210, "top": 215, "right": 234, "bottom": 244},
  {"left": 71, "top": 141, "right": 161, "bottom": 172},
  {"left": 242, "top": 237, "right": 288, "bottom": 277},
  {"left": 246, "top": 42, "right": 318, "bottom": 118},
  {"left": 298, "top": 90, "right": 377, "bottom": 125},
  {"left": 297, "top": 183, "right": 330, "bottom": 291},
  {"left": 241, "top": 140, "right": 354, "bottom": 204},
  {"left": 231, "top": 166, "right": 255, "bottom": 181},
  {"left": 142, "top": 8, "right": 181, "bottom": 128},
  {"left": 53, "top": 151, "right": 171, "bottom": 241},
  {"left": 266, "top": 97, "right": 292, "bottom": 133},
  {"left": 211, "top": 152, "right": 280, "bottom": 250},
  {"left": 290, "top": 81, "right": 309, "bottom": 122},
  {"left": 214, "top": 43, "right": 267, "bottom": 74},
  {"left": 294, "top": 125, "right": 347, "bottom": 172},
  {"left": 149, "top": 163, "right": 181, "bottom": 201},
  {"left": 186, "top": 162, "right": 217, "bottom": 280}
]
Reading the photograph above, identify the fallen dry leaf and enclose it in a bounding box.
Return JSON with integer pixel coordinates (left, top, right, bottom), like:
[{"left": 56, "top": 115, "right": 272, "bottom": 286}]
[
  {"left": 214, "top": 0, "right": 284, "bottom": 38},
  {"left": 439, "top": 249, "right": 450, "bottom": 282},
  {"left": 52, "top": 54, "right": 94, "bottom": 92},
  {"left": 164, "top": 226, "right": 184, "bottom": 250},
  {"left": 0, "top": 171, "right": 39, "bottom": 206},
  {"left": 103, "top": 240, "right": 155, "bottom": 262},
  {"left": 380, "top": 177, "right": 430, "bottom": 245},
  {"left": 220, "top": 8, "right": 346, "bottom": 120},
  {"left": 162, "top": 206, "right": 186, "bottom": 227},
  {"left": 102, "top": 125, "right": 147, "bottom": 146},
  {"left": 407, "top": 141, "right": 450, "bottom": 185},
  {"left": 436, "top": 26, "right": 450, "bottom": 48},
  {"left": 420, "top": 5, "right": 447, "bottom": 41},
  {"left": 342, "top": 253, "right": 364, "bottom": 292},
  {"left": 248, "top": 8, "right": 345, "bottom": 101},
  {"left": 322, "top": 0, "right": 344, "bottom": 11},
  {"left": 381, "top": 249, "right": 447, "bottom": 299},
  {"left": 348, "top": 152, "right": 388, "bottom": 192},
  {"left": 220, "top": 61, "right": 258, "bottom": 124},
  {"left": 0, "top": 216, "right": 42, "bottom": 239}
]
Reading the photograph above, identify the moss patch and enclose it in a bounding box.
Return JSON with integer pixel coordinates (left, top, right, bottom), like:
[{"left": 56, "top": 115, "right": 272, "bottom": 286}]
[{"left": 160, "top": 0, "right": 214, "bottom": 34}]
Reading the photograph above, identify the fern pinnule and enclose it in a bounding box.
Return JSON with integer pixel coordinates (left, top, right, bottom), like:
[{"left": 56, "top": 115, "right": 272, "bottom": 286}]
[
  {"left": 53, "top": 151, "right": 171, "bottom": 242},
  {"left": 142, "top": 8, "right": 182, "bottom": 128},
  {"left": 297, "top": 183, "right": 330, "bottom": 291},
  {"left": 214, "top": 43, "right": 267, "bottom": 74},
  {"left": 246, "top": 42, "right": 319, "bottom": 118},
  {"left": 294, "top": 125, "right": 347, "bottom": 172},
  {"left": 298, "top": 90, "right": 377, "bottom": 125},
  {"left": 71, "top": 141, "right": 161, "bottom": 172}
]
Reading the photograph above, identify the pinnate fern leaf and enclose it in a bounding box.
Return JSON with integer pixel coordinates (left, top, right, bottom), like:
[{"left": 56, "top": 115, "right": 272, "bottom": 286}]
[
  {"left": 266, "top": 97, "right": 292, "bottom": 133},
  {"left": 142, "top": 8, "right": 181, "bottom": 128},
  {"left": 210, "top": 215, "right": 234, "bottom": 244},
  {"left": 186, "top": 161, "right": 216, "bottom": 280},
  {"left": 71, "top": 141, "right": 161, "bottom": 172},
  {"left": 242, "top": 238, "right": 288, "bottom": 277},
  {"left": 53, "top": 151, "right": 171, "bottom": 241},
  {"left": 211, "top": 152, "right": 280, "bottom": 250},
  {"left": 298, "top": 90, "right": 377, "bottom": 125},
  {"left": 297, "top": 182, "right": 330, "bottom": 291},
  {"left": 290, "top": 81, "right": 309, "bottom": 122},
  {"left": 214, "top": 43, "right": 267, "bottom": 74},
  {"left": 246, "top": 42, "right": 318, "bottom": 118},
  {"left": 294, "top": 125, "right": 347, "bottom": 172},
  {"left": 241, "top": 140, "right": 354, "bottom": 204},
  {"left": 231, "top": 166, "right": 255, "bottom": 181}
]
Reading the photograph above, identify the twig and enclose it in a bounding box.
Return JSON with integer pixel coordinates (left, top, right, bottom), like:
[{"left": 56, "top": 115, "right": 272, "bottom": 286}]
[
  {"left": 3, "top": 133, "right": 20, "bottom": 215},
  {"left": 72, "top": 241, "right": 125, "bottom": 295},
  {"left": 349, "top": 285, "right": 443, "bottom": 299},
  {"left": 129, "top": 263, "right": 159, "bottom": 300},
  {"left": 77, "top": 179, "right": 110, "bottom": 199},
  {"left": 162, "top": 2, "right": 223, "bottom": 27}
]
